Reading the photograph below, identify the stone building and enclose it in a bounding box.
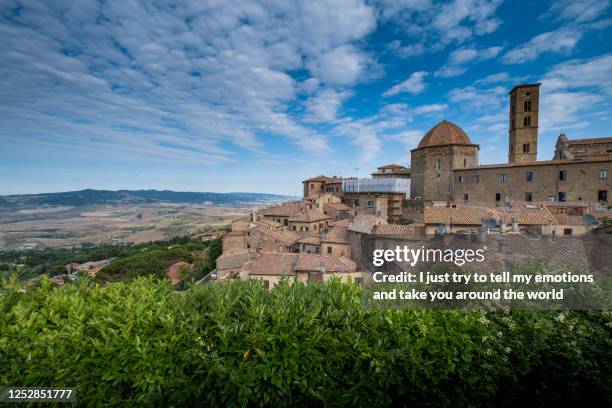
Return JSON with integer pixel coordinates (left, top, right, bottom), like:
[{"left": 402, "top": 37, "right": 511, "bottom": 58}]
[
  {"left": 239, "top": 252, "right": 361, "bottom": 288},
  {"left": 288, "top": 209, "right": 332, "bottom": 234},
  {"left": 321, "top": 226, "right": 350, "bottom": 257},
  {"left": 408, "top": 83, "right": 611, "bottom": 207},
  {"left": 303, "top": 175, "right": 343, "bottom": 198},
  {"left": 409, "top": 120, "right": 479, "bottom": 201},
  {"left": 371, "top": 164, "right": 411, "bottom": 179}
]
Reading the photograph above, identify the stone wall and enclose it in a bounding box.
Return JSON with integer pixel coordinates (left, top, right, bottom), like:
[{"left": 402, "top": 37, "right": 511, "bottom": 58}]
[{"left": 453, "top": 159, "right": 612, "bottom": 206}]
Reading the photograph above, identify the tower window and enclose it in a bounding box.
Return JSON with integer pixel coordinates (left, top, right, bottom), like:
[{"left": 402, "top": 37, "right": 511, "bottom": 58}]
[
  {"left": 559, "top": 170, "right": 567, "bottom": 181},
  {"left": 474, "top": 175, "right": 480, "bottom": 183},
  {"left": 600, "top": 170, "right": 608, "bottom": 179},
  {"left": 495, "top": 193, "right": 501, "bottom": 202},
  {"left": 523, "top": 116, "right": 531, "bottom": 126},
  {"left": 558, "top": 192, "right": 566, "bottom": 202},
  {"left": 435, "top": 159, "right": 441, "bottom": 170},
  {"left": 500, "top": 174, "right": 508, "bottom": 183},
  {"left": 525, "top": 192, "right": 533, "bottom": 202},
  {"left": 458, "top": 176, "right": 465, "bottom": 183},
  {"left": 526, "top": 171, "right": 533, "bottom": 182},
  {"left": 523, "top": 143, "right": 530, "bottom": 153},
  {"left": 524, "top": 100, "right": 532, "bottom": 112},
  {"left": 463, "top": 193, "right": 469, "bottom": 201},
  {"left": 598, "top": 190, "right": 608, "bottom": 202}
]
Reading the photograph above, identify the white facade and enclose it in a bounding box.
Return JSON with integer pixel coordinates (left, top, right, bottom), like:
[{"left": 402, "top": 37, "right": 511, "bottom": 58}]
[{"left": 342, "top": 178, "right": 410, "bottom": 198}]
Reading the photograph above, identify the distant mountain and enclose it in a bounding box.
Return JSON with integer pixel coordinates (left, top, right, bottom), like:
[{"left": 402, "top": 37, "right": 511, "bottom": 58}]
[{"left": 0, "top": 189, "right": 297, "bottom": 209}]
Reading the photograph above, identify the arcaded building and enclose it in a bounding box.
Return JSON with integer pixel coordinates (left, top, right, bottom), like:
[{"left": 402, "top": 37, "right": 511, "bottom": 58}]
[{"left": 410, "top": 83, "right": 611, "bottom": 206}]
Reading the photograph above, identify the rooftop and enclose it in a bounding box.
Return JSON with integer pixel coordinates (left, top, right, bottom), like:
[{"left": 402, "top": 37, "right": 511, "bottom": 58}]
[
  {"left": 243, "top": 252, "right": 357, "bottom": 276},
  {"left": 415, "top": 120, "right": 475, "bottom": 149}
]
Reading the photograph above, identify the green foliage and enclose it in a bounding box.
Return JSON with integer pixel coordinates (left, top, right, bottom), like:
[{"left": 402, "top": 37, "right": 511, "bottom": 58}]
[
  {"left": 0, "top": 236, "right": 221, "bottom": 284},
  {"left": 0, "top": 278, "right": 609, "bottom": 407}
]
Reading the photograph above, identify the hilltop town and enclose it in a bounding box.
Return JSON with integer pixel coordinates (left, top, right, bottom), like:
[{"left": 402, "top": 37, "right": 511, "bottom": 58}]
[{"left": 218, "top": 83, "right": 612, "bottom": 287}]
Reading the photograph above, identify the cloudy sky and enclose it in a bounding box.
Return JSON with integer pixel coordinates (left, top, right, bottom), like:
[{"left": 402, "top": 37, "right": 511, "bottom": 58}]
[{"left": 1, "top": 0, "right": 611, "bottom": 196}]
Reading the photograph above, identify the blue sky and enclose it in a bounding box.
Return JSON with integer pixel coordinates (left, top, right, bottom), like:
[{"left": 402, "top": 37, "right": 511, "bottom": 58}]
[{"left": 1, "top": 0, "right": 611, "bottom": 196}]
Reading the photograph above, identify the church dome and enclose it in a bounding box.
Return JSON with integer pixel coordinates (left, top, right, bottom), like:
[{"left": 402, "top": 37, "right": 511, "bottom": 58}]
[{"left": 417, "top": 120, "right": 473, "bottom": 149}]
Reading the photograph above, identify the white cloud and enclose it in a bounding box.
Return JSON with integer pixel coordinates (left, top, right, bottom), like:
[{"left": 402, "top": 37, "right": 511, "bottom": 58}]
[
  {"left": 435, "top": 46, "right": 502, "bottom": 77},
  {"left": 502, "top": 28, "right": 583, "bottom": 64},
  {"left": 383, "top": 71, "right": 428, "bottom": 96},
  {"left": 448, "top": 85, "right": 507, "bottom": 109},
  {"left": 540, "top": 53, "right": 612, "bottom": 95},
  {"left": 432, "top": 0, "right": 503, "bottom": 44},
  {"left": 304, "top": 89, "right": 352, "bottom": 122},
  {"left": 0, "top": 0, "right": 382, "bottom": 164},
  {"left": 307, "top": 45, "right": 374, "bottom": 86},
  {"left": 543, "top": 0, "right": 611, "bottom": 24},
  {"left": 474, "top": 72, "right": 510, "bottom": 85},
  {"left": 413, "top": 103, "right": 447, "bottom": 114}
]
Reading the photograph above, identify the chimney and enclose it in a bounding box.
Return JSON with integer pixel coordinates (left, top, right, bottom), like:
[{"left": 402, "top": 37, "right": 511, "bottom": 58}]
[{"left": 511, "top": 217, "right": 519, "bottom": 232}]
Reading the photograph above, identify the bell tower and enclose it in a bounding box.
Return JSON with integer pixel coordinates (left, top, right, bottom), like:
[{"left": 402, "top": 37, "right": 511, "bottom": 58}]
[{"left": 508, "top": 83, "right": 540, "bottom": 163}]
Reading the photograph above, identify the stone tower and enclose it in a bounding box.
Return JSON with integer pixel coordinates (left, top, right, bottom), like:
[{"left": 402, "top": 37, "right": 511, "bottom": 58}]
[
  {"left": 508, "top": 83, "right": 540, "bottom": 163},
  {"left": 410, "top": 120, "right": 479, "bottom": 202}
]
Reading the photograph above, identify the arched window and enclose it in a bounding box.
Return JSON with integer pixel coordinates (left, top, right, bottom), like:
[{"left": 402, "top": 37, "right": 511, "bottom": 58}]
[
  {"left": 524, "top": 100, "right": 531, "bottom": 112},
  {"left": 523, "top": 116, "right": 531, "bottom": 127}
]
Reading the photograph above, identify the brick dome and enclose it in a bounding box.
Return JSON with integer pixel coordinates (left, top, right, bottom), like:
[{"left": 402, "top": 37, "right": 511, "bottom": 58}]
[{"left": 417, "top": 120, "right": 472, "bottom": 148}]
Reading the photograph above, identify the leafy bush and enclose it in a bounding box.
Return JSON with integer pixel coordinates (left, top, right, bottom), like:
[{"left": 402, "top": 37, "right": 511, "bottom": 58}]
[{"left": 0, "top": 278, "right": 610, "bottom": 407}]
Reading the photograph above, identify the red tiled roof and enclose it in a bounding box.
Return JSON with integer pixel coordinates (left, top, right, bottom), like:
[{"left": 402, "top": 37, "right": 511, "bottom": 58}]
[
  {"left": 243, "top": 252, "right": 357, "bottom": 276},
  {"left": 258, "top": 203, "right": 301, "bottom": 217},
  {"left": 373, "top": 224, "right": 424, "bottom": 240},
  {"left": 289, "top": 209, "right": 331, "bottom": 223},
  {"left": 424, "top": 206, "right": 555, "bottom": 226},
  {"left": 253, "top": 224, "right": 300, "bottom": 245},
  {"left": 322, "top": 227, "right": 349, "bottom": 244},
  {"left": 348, "top": 214, "right": 387, "bottom": 233}
]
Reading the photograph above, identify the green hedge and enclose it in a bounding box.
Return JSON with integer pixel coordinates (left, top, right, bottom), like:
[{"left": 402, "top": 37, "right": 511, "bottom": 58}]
[{"left": 0, "top": 277, "right": 610, "bottom": 407}]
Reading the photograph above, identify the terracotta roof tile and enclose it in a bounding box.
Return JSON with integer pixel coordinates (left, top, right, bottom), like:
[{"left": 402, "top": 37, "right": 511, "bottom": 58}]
[
  {"left": 289, "top": 209, "right": 331, "bottom": 223},
  {"left": 424, "top": 206, "right": 555, "bottom": 226},
  {"left": 348, "top": 214, "right": 387, "bottom": 233},
  {"left": 322, "top": 227, "right": 349, "bottom": 244},
  {"left": 253, "top": 224, "right": 300, "bottom": 245},
  {"left": 373, "top": 224, "right": 424, "bottom": 240},
  {"left": 243, "top": 252, "right": 357, "bottom": 276}
]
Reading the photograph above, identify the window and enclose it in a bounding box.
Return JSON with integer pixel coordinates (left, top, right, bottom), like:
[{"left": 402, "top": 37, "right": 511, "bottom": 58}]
[
  {"left": 548, "top": 195, "right": 555, "bottom": 202},
  {"left": 599, "top": 190, "right": 608, "bottom": 202},
  {"left": 284, "top": 219, "right": 288, "bottom": 226},
  {"left": 523, "top": 143, "right": 530, "bottom": 153},
  {"left": 526, "top": 171, "right": 533, "bottom": 182},
  {"left": 463, "top": 158, "right": 467, "bottom": 167},
  {"left": 474, "top": 175, "right": 480, "bottom": 183},
  {"left": 495, "top": 192, "right": 501, "bottom": 202},
  {"left": 327, "top": 246, "right": 332, "bottom": 254},
  {"left": 524, "top": 100, "right": 532, "bottom": 112},
  {"left": 463, "top": 193, "right": 469, "bottom": 201},
  {"left": 523, "top": 116, "right": 531, "bottom": 126},
  {"left": 246, "top": 243, "right": 250, "bottom": 249},
  {"left": 263, "top": 280, "right": 270, "bottom": 289},
  {"left": 310, "top": 184, "right": 314, "bottom": 189},
  {"left": 525, "top": 192, "right": 533, "bottom": 202},
  {"left": 367, "top": 200, "right": 374, "bottom": 207},
  {"left": 500, "top": 174, "right": 508, "bottom": 182},
  {"left": 292, "top": 226, "right": 296, "bottom": 231},
  {"left": 563, "top": 228, "right": 573, "bottom": 236},
  {"left": 558, "top": 192, "right": 566, "bottom": 202},
  {"left": 600, "top": 170, "right": 608, "bottom": 179},
  {"left": 458, "top": 175, "right": 465, "bottom": 183},
  {"left": 559, "top": 170, "right": 567, "bottom": 181},
  {"left": 435, "top": 159, "right": 441, "bottom": 170}
]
